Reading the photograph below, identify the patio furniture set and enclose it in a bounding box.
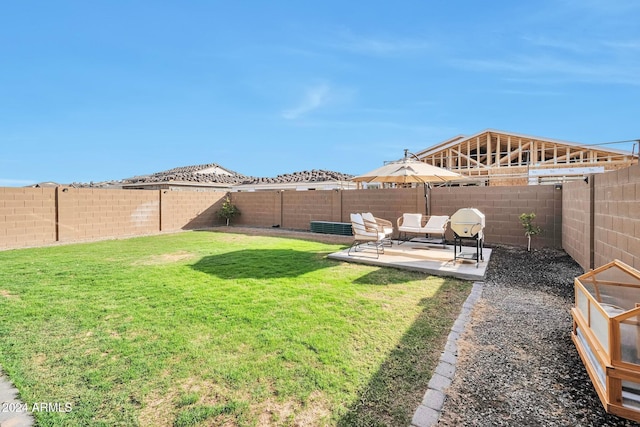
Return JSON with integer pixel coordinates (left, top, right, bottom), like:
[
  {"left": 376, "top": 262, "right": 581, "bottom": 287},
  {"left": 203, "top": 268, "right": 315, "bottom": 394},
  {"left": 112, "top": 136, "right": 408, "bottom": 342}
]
[
  {"left": 347, "top": 208, "right": 487, "bottom": 268},
  {"left": 347, "top": 212, "right": 450, "bottom": 258}
]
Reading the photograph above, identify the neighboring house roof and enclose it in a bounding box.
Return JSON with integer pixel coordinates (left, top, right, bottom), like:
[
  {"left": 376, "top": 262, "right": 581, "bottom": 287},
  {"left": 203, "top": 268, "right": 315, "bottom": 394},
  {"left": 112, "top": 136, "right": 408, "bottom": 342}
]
[
  {"left": 234, "top": 170, "right": 356, "bottom": 191},
  {"left": 29, "top": 181, "right": 123, "bottom": 189},
  {"left": 78, "top": 164, "right": 357, "bottom": 190},
  {"left": 123, "top": 163, "right": 252, "bottom": 186},
  {"left": 30, "top": 181, "right": 61, "bottom": 188},
  {"left": 244, "top": 170, "right": 354, "bottom": 185},
  {"left": 39, "top": 129, "right": 637, "bottom": 190}
]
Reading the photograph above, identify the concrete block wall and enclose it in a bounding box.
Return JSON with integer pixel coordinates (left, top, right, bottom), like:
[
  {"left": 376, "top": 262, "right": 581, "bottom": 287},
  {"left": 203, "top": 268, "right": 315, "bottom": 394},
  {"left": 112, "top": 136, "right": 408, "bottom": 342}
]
[
  {"left": 232, "top": 190, "right": 344, "bottom": 229},
  {"left": 229, "top": 185, "right": 563, "bottom": 248},
  {"left": 282, "top": 190, "right": 341, "bottom": 229},
  {"left": 594, "top": 166, "right": 640, "bottom": 270},
  {"left": 0, "top": 187, "right": 57, "bottom": 249},
  {"left": 232, "top": 188, "right": 424, "bottom": 233},
  {"left": 7, "top": 165, "right": 639, "bottom": 261},
  {"left": 231, "top": 192, "right": 280, "bottom": 227},
  {"left": 0, "top": 187, "right": 232, "bottom": 250},
  {"left": 57, "top": 188, "right": 160, "bottom": 242},
  {"left": 161, "top": 190, "right": 227, "bottom": 231},
  {"left": 432, "top": 185, "right": 562, "bottom": 248},
  {"left": 343, "top": 187, "right": 425, "bottom": 234},
  {"left": 562, "top": 179, "right": 592, "bottom": 271}
]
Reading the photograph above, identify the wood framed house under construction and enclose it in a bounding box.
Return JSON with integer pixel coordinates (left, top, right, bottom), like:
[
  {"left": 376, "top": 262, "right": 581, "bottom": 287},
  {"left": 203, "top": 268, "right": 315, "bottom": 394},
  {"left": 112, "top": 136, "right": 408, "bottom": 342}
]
[{"left": 416, "top": 129, "right": 638, "bottom": 186}]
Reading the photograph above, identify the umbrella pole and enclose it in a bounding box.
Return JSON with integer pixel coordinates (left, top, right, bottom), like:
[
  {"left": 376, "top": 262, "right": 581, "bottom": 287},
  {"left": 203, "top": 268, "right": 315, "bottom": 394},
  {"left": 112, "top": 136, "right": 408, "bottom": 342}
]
[{"left": 424, "top": 183, "right": 430, "bottom": 216}]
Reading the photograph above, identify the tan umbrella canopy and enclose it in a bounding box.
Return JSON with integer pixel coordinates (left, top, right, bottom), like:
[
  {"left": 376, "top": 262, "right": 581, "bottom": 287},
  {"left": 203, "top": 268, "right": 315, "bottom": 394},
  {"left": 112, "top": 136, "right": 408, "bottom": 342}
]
[
  {"left": 353, "top": 149, "right": 463, "bottom": 214},
  {"left": 353, "top": 158, "right": 461, "bottom": 184}
]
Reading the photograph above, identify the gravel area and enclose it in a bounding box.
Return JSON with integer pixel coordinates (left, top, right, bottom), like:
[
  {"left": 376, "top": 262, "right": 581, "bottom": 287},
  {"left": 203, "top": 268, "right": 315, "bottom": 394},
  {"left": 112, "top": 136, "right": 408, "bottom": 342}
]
[{"left": 438, "top": 245, "right": 640, "bottom": 427}]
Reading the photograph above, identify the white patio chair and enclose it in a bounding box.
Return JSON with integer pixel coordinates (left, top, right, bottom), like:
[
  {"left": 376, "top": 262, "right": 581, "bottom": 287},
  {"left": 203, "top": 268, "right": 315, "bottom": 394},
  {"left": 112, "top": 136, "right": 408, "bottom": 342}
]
[
  {"left": 348, "top": 213, "right": 387, "bottom": 258},
  {"left": 361, "top": 212, "right": 393, "bottom": 246}
]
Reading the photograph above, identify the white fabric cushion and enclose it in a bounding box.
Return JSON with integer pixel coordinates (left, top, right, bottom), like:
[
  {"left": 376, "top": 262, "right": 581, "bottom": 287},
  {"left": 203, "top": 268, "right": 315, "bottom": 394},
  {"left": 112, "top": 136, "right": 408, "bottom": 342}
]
[
  {"left": 350, "top": 213, "right": 365, "bottom": 232},
  {"left": 401, "top": 213, "right": 422, "bottom": 229},
  {"left": 351, "top": 213, "right": 378, "bottom": 238},
  {"left": 362, "top": 212, "right": 392, "bottom": 234},
  {"left": 423, "top": 216, "right": 449, "bottom": 232},
  {"left": 361, "top": 212, "right": 375, "bottom": 223},
  {"left": 350, "top": 213, "right": 363, "bottom": 224}
]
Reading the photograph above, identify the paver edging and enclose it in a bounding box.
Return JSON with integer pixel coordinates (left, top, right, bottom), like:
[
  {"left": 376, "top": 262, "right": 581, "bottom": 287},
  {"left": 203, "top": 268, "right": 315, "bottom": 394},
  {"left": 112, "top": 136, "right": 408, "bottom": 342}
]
[{"left": 410, "top": 281, "right": 484, "bottom": 427}]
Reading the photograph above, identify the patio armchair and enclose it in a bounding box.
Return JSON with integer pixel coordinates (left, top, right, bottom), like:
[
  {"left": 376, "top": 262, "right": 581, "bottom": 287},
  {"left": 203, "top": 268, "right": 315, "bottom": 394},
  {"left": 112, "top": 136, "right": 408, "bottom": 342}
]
[
  {"left": 348, "top": 213, "right": 387, "bottom": 258},
  {"left": 361, "top": 212, "right": 393, "bottom": 246},
  {"left": 397, "top": 213, "right": 449, "bottom": 247}
]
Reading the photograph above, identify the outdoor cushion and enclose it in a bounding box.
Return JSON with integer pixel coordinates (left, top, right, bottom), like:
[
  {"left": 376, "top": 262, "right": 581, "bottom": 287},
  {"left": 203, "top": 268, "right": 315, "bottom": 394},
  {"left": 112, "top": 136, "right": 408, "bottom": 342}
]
[
  {"left": 397, "top": 213, "right": 423, "bottom": 232},
  {"left": 397, "top": 213, "right": 449, "bottom": 245},
  {"left": 362, "top": 212, "right": 393, "bottom": 235},
  {"left": 423, "top": 215, "right": 449, "bottom": 234},
  {"left": 349, "top": 213, "right": 387, "bottom": 258},
  {"left": 350, "top": 213, "right": 379, "bottom": 238}
]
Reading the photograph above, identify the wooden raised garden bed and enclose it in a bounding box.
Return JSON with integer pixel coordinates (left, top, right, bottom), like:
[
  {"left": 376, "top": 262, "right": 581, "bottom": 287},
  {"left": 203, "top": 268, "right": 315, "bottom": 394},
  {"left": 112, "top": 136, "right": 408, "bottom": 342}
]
[{"left": 572, "top": 260, "right": 640, "bottom": 422}]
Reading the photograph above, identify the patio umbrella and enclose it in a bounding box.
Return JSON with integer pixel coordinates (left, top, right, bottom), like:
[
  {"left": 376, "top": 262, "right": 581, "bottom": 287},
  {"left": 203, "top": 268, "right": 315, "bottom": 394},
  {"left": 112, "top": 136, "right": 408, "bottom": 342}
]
[{"left": 353, "top": 149, "right": 463, "bottom": 215}]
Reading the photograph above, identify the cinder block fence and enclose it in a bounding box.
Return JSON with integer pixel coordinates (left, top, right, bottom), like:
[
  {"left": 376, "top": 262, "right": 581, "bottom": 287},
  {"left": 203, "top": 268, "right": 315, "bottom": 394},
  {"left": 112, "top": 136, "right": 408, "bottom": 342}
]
[
  {"left": 1, "top": 164, "right": 639, "bottom": 273},
  {"left": 0, "top": 187, "right": 227, "bottom": 250},
  {"left": 231, "top": 186, "right": 563, "bottom": 249}
]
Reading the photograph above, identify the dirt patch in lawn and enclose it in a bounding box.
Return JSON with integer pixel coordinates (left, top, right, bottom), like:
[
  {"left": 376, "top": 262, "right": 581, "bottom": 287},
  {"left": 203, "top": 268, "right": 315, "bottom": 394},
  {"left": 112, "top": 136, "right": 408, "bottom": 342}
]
[
  {"left": 138, "top": 390, "right": 175, "bottom": 427},
  {"left": 139, "top": 376, "right": 334, "bottom": 427},
  {"left": 0, "top": 289, "right": 19, "bottom": 300},
  {"left": 256, "top": 390, "right": 332, "bottom": 426},
  {"left": 208, "top": 226, "right": 352, "bottom": 246},
  {"left": 133, "top": 250, "right": 197, "bottom": 266}
]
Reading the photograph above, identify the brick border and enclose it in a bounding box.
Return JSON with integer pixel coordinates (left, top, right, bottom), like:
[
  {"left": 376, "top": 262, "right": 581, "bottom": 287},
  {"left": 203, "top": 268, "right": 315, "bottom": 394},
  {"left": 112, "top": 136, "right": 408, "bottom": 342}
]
[{"left": 411, "top": 281, "right": 484, "bottom": 427}]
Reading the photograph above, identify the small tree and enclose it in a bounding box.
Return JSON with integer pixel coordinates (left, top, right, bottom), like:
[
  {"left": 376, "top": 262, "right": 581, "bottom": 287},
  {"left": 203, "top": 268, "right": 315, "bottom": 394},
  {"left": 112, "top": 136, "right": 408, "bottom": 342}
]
[
  {"left": 519, "top": 212, "right": 541, "bottom": 252},
  {"left": 217, "top": 196, "right": 240, "bottom": 226}
]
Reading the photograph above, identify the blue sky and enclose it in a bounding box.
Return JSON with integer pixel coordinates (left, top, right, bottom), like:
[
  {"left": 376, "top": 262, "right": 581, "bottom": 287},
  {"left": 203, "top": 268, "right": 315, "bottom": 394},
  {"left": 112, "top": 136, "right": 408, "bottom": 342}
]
[{"left": 1, "top": 0, "right": 639, "bottom": 186}]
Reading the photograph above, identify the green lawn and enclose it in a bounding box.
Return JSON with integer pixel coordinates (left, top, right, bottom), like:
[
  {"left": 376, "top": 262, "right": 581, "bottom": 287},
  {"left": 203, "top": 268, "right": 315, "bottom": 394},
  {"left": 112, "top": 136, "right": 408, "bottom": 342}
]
[{"left": 0, "top": 230, "right": 471, "bottom": 426}]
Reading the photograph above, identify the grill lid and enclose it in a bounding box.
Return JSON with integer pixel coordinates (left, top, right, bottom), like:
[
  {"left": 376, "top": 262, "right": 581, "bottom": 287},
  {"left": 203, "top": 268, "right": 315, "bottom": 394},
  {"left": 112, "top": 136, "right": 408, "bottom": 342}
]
[{"left": 451, "top": 208, "right": 485, "bottom": 238}]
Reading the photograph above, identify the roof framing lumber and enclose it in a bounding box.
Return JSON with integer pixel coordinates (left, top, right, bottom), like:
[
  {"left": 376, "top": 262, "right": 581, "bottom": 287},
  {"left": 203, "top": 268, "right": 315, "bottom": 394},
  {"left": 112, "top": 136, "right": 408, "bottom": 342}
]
[{"left": 416, "top": 129, "right": 637, "bottom": 186}]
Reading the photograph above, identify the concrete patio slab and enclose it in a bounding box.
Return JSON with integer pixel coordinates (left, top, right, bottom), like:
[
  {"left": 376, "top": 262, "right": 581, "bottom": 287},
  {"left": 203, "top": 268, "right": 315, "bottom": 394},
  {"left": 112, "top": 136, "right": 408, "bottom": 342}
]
[
  {"left": 0, "top": 371, "right": 33, "bottom": 427},
  {"left": 328, "top": 240, "right": 491, "bottom": 281}
]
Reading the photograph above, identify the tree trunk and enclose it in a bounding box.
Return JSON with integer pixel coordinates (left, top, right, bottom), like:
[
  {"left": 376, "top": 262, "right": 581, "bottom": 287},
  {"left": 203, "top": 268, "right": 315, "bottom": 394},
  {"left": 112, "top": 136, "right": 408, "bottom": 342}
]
[{"left": 527, "top": 234, "right": 531, "bottom": 252}]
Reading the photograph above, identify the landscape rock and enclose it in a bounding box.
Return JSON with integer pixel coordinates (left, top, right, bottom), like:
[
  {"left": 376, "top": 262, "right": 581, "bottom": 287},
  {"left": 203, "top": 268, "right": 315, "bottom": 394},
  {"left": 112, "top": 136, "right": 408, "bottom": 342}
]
[{"left": 438, "top": 245, "right": 638, "bottom": 427}]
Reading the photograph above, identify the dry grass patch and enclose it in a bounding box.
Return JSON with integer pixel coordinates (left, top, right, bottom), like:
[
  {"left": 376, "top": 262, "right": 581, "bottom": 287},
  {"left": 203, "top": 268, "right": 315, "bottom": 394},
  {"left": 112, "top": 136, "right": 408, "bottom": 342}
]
[
  {"left": 133, "top": 250, "right": 197, "bottom": 265},
  {"left": 0, "top": 289, "right": 18, "bottom": 299}
]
